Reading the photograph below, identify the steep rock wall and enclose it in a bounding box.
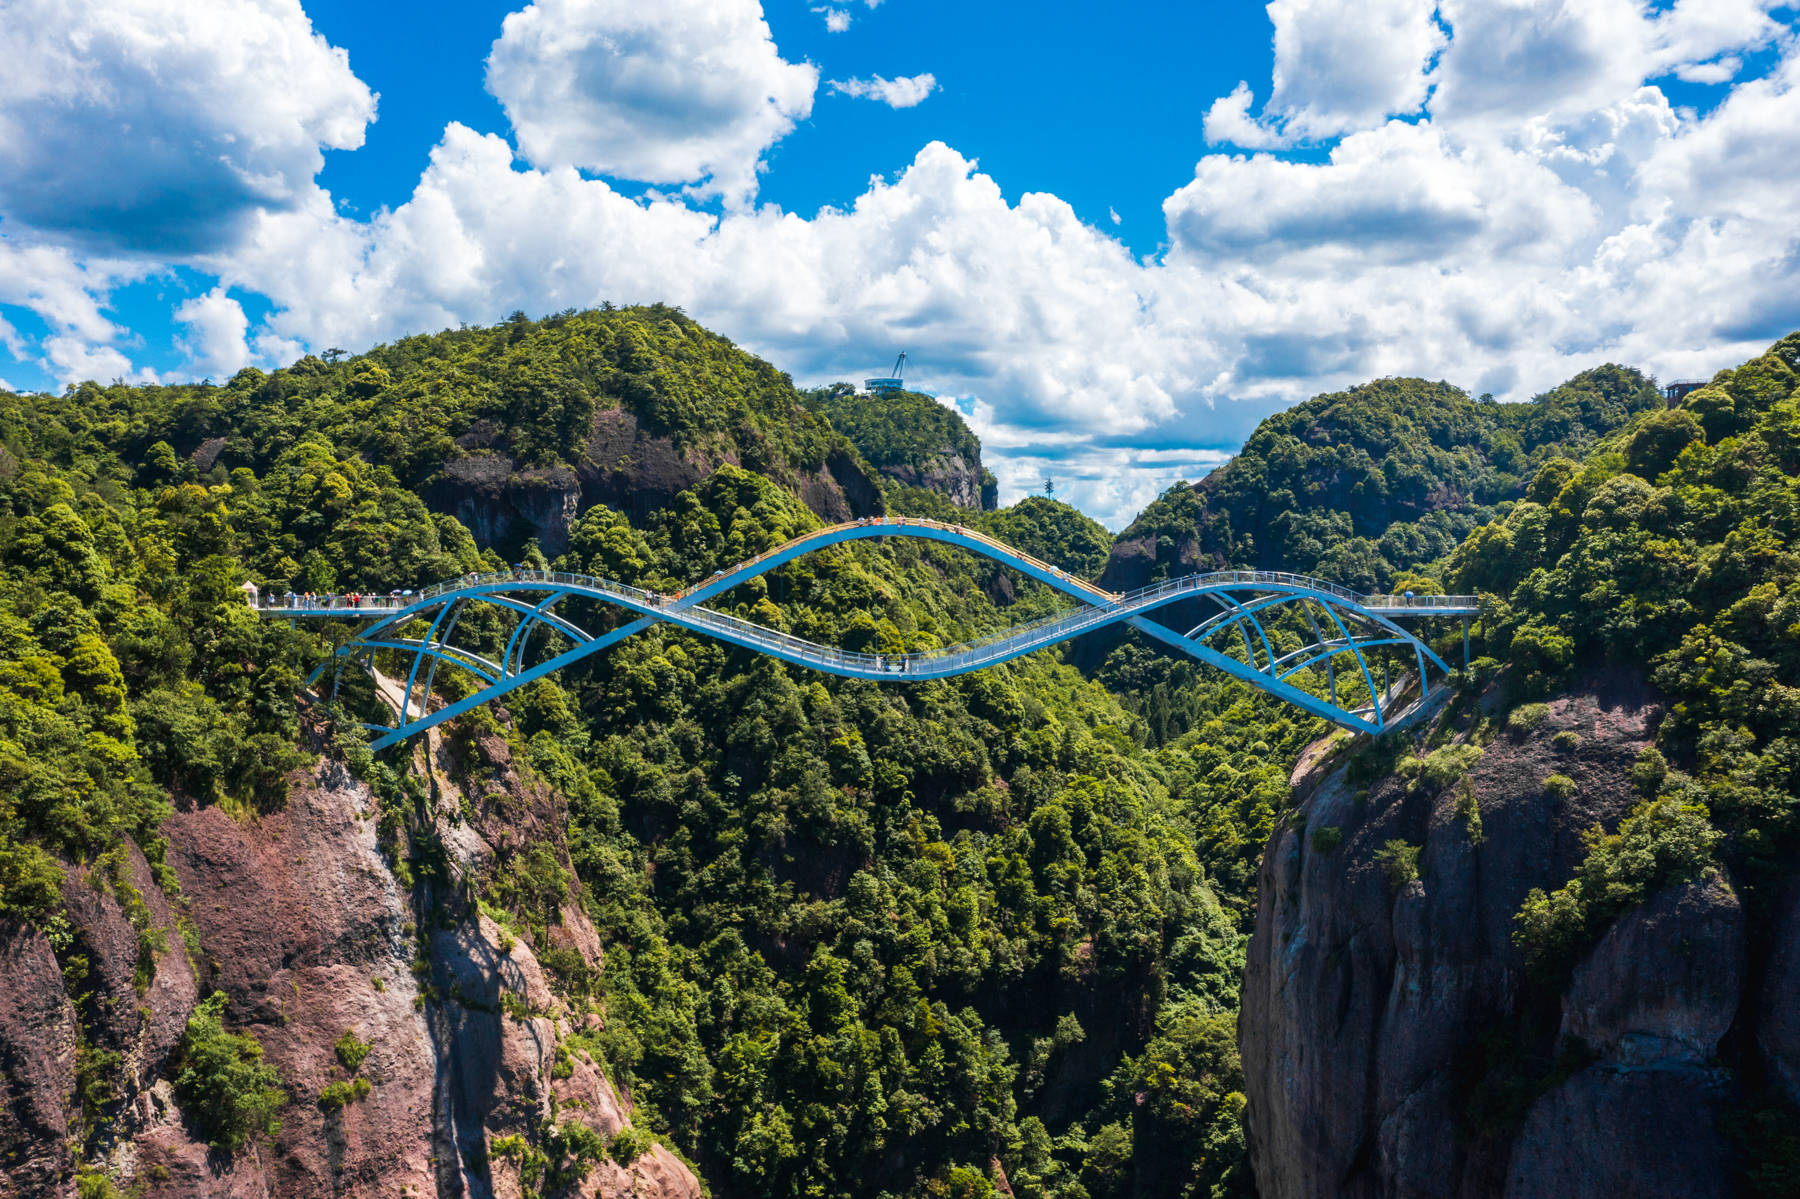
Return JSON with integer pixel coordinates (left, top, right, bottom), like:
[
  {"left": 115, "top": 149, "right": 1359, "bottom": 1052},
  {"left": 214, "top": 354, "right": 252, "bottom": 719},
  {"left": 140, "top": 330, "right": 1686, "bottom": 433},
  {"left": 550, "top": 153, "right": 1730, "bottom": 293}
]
[
  {"left": 0, "top": 716, "right": 701, "bottom": 1199},
  {"left": 1240, "top": 673, "right": 1779, "bottom": 1198},
  {"left": 429, "top": 407, "right": 884, "bottom": 556}
]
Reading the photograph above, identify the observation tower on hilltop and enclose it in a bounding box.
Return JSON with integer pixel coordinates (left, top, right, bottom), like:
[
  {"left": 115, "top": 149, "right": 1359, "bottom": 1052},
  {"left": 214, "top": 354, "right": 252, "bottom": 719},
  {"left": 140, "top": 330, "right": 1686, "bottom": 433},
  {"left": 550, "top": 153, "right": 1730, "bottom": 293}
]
[{"left": 865, "top": 351, "right": 908, "bottom": 394}]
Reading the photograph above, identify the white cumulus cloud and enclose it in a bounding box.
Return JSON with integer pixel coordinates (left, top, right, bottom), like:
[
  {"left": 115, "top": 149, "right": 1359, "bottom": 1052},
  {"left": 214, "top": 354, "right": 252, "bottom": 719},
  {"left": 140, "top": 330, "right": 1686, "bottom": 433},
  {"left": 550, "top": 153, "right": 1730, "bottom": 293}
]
[
  {"left": 828, "top": 73, "right": 938, "bottom": 108},
  {"left": 1206, "top": 0, "right": 1446, "bottom": 146},
  {"left": 485, "top": 0, "right": 818, "bottom": 200},
  {"left": 175, "top": 287, "right": 253, "bottom": 380},
  {"left": 0, "top": 0, "right": 375, "bottom": 255},
  {"left": 4, "top": 0, "right": 1800, "bottom": 527}
]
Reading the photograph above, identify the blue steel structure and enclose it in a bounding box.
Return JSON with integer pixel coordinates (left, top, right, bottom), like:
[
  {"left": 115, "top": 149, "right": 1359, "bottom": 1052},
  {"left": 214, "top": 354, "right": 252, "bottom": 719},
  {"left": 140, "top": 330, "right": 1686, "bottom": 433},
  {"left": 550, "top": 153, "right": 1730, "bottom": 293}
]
[{"left": 263, "top": 518, "right": 1478, "bottom": 751}]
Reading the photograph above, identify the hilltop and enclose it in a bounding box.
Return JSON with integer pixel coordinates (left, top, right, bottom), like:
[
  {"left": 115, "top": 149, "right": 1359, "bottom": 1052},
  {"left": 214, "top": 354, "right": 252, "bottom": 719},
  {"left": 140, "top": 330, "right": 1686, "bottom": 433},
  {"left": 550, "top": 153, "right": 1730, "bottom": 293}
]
[{"left": 1104, "top": 367, "right": 1661, "bottom": 594}]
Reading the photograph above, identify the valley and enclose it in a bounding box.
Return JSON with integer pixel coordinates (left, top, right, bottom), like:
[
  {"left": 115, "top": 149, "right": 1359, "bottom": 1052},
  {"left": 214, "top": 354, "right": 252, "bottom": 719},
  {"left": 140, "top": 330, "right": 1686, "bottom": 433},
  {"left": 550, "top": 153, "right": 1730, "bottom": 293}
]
[{"left": 1, "top": 309, "right": 1796, "bottom": 1198}]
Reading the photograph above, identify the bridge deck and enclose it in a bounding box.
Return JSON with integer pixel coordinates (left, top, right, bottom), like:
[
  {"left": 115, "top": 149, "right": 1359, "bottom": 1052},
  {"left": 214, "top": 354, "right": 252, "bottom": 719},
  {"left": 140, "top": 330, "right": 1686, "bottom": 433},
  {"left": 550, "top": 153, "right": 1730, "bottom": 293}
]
[
  {"left": 254, "top": 516, "right": 1480, "bottom": 622},
  {"left": 262, "top": 516, "right": 1479, "bottom": 746}
]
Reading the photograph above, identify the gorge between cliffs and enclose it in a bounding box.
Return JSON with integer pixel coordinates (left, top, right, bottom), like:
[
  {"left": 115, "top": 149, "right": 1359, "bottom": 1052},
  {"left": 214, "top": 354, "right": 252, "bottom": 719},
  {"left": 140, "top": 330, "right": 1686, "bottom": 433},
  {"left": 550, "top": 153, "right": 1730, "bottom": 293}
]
[{"left": 2, "top": 310, "right": 1798, "bottom": 1198}]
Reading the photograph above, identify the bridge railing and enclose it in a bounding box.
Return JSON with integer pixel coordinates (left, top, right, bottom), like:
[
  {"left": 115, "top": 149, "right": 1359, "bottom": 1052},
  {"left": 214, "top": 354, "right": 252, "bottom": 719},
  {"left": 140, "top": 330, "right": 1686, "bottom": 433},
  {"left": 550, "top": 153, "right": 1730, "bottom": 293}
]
[{"left": 251, "top": 526, "right": 1479, "bottom": 630}]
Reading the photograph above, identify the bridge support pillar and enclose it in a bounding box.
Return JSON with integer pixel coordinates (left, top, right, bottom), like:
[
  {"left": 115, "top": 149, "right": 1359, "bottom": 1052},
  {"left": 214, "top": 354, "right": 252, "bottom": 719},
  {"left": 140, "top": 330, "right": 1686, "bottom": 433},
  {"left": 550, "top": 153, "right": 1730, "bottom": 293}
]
[{"left": 1462, "top": 617, "right": 1470, "bottom": 670}]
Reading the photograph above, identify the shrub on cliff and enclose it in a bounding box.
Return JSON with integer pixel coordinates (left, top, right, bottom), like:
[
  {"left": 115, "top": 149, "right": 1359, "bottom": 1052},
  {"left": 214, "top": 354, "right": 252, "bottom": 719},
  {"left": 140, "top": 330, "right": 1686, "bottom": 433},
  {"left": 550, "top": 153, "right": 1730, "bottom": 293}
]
[
  {"left": 1512, "top": 797, "right": 1722, "bottom": 979},
  {"left": 173, "top": 991, "right": 286, "bottom": 1152}
]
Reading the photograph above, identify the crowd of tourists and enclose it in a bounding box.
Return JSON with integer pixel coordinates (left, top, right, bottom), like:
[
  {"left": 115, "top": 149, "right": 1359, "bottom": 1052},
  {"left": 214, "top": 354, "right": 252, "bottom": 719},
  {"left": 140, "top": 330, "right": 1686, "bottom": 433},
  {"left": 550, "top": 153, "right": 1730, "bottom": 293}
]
[{"left": 269, "top": 589, "right": 407, "bottom": 610}]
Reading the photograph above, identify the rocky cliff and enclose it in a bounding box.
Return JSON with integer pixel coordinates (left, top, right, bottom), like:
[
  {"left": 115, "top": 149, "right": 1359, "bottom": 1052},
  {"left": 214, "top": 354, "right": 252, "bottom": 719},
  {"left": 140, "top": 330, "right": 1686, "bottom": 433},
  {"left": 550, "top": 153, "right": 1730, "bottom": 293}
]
[
  {"left": 430, "top": 406, "right": 882, "bottom": 556},
  {"left": 0, "top": 709, "right": 700, "bottom": 1199},
  {"left": 1240, "top": 672, "right": 1791, "bottom": 1198}
]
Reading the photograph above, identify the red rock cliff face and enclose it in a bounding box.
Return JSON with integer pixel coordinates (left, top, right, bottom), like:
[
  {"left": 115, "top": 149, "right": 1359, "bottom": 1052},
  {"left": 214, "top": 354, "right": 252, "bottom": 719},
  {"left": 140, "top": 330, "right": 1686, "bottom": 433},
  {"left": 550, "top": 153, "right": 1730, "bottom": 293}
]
[
  {"left": 1239, "top": 673, "right": 1787, "bottom": 1198},
  {"left": 0, "top": 716, "right": 703, "bottom": 1199}
]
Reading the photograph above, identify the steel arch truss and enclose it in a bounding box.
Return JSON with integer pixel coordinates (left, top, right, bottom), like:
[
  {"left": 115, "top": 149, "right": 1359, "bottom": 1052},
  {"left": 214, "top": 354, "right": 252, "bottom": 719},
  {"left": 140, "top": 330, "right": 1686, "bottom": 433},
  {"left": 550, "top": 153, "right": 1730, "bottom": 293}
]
[
  {"left": 298, "top": 523, "right": 1462, "bottom": 751},
  {"left": 1118, "top": 584, "right": 1450, "bottom": 736}
]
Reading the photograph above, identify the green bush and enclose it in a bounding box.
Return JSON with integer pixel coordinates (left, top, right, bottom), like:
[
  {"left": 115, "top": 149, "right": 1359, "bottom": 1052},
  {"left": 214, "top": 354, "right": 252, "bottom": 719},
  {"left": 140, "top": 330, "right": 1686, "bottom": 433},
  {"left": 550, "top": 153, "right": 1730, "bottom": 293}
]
[
  {"left": 1544, "top": 774, "right": 1577, "bottom": 800},
  {"left": 1513, "top": 798, "right": 1722, "bottom": 977},
  {"left": 608, "top": 1124, "right": 654, "bottom": 1165},
  {"left": 74, "top": 1174, "right": 126, "bottom": 1199},
  {"left": 1375, "top": 840, "right": 1422, "bottom": 889},
  {"left": 1311, "top": 826, "right": 1343, "bottom": 853},
  {"left": 1454, "top": 778, "right": 1485, "bottom": 845},
  {"left": 1630, "top": 747, "right": 1668, "bottom": 798},
  {"left": 317, "top": 1077, "right": 371, "bottom": 1111},
  {"left": 1624, "top": 407, "right": 1704, "bottom": 480},
  {"left": 1507, "top": 703, "right": 1550, "bottom": 735},
  {"left": 1551, "top": 730, "right": 1582, "bottom": 753},
  {"left": 334, "top": 1028, "right": 372, "bottom": 1073},
  {"left": 1400, "top": 743, "right": 1483, "bottom": 792},
  {"left": 173, "top": 992, "right": 286, "bottom": 1152}
]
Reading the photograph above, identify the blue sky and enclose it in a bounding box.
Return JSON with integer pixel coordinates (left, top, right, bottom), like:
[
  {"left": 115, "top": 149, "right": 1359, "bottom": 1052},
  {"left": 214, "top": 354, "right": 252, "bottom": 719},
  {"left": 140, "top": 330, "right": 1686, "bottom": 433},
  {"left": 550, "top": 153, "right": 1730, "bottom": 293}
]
[
  {"left": 296, "top": 0, "right": 1278, "bottom": 257},
  {"left": 1, "top": 0, "right": 1798, "bottom": 525}
]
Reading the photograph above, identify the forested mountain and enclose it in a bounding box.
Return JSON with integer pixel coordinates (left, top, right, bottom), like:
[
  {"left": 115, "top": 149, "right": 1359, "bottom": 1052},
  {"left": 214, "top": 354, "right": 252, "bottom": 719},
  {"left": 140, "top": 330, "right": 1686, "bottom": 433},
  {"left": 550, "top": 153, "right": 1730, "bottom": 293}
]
[
  {"left": 1104, "top": 368, "right": 1661, "bottom": 594},
  {"left": 0, "top": 310, "right": 1269, "bottom": 1199},
  {"left": 1241, "top": 334, "right": 1800, "bottom": 1197},
  {"left": 122, "top": 305, "right": 886, "bottom": 560},
  {"left": 3, "top": 308, "right": 1794, "bottom": 1199}
]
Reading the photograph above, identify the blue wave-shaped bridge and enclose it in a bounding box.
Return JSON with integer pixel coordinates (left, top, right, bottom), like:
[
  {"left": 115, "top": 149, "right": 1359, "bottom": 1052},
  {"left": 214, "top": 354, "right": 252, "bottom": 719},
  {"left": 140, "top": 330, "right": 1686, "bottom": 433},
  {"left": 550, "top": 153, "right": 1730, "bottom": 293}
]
[{"left": 260, "top": 517, "right": 1477, "bottom": 750}]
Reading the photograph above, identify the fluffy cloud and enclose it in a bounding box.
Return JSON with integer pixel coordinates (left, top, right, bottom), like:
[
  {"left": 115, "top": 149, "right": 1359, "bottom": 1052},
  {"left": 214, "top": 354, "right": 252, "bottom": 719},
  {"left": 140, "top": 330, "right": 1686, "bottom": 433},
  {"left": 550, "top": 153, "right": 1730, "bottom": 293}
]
[
  {"left": 1167, "top": 120, "right": 1596, "bottom": 266},
  {"left": 1431, "top": 0, "right": 1788, "bottom": 124},
  {"left": 1263, "top": 0, "right": 1446, "bottom": 139},
  {"left": 1207, "top": 0, "right": 1445, "bottom": 146},
  {"left": 485, "top": 0, "right": 817, "bottom": 198},
  {"left": 6, "top": 0, "right": 1800, "bottom": 528},
  {"left": 828, "top": 73, "right": 938, "bottom": 108},
  {"left": 175, "top": 287, "right": 253, "bottom": 380},
  {"left": 1203, "top": 82, "right": 1292, "bottom": 150},
  {"left": 1210, "top": 0, "right": 1789, "bottom": 143},
  {"left": 0, "top": 0, "right": 374, "bottom": 255}
]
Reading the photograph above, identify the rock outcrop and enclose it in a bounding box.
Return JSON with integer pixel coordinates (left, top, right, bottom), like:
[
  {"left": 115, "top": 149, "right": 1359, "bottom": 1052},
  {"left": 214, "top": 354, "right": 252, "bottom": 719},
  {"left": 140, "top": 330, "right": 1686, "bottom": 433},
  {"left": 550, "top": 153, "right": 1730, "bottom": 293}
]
[
  {"left": 430, "top": 406, "right": 884, "bottom": 556},
  {"left": 0, "top": 712, "right": 703, "bottom": 1199},
  {"left": 0, "top": 923, "right": 79, "bottom": 1195},
  {"left": 1240, "top": 672, "right": 1787, "bottom": 1198},
  {"left": 869, "top": 449, "right": 993, "bottom": 510}
]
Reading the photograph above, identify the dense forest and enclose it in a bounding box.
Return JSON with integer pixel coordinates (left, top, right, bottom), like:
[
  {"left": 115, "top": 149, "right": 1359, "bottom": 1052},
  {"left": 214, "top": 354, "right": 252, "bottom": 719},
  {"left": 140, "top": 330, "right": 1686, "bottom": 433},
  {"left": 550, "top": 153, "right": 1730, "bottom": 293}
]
[
  {"left": 1104, "top": 368, "right": 1662, "bottom": 595},
  {"left": 0, "top": 309, "right": 1282, "bottom": 1198},
  {"left": 1, "top": 308, "right": 1796, "bottom": 1197}
]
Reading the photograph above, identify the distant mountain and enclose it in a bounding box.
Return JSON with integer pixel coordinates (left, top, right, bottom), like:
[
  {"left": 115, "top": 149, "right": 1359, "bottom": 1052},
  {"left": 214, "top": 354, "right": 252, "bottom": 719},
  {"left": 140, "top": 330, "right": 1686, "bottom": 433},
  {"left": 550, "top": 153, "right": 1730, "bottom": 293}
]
[
  {"left": 1103, "top": 367, "right": 1661, "bottom": 594},
  {"left": 808, "top": 384, "right": 998, "bottom": 511}
]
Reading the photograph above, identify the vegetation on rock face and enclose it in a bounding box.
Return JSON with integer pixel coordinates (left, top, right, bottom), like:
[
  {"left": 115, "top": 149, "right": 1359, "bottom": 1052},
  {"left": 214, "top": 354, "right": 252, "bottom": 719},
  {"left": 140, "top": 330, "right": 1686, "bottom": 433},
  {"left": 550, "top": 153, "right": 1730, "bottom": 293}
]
[
  {"left": 174, "top": 992, "right": 286, "bottom": 1151},
  {"left": 1445, "top": 334, "right": 1800, "bottom": 966},
  {"left": 1438, "top": 333, "right": 1800, "bottom": 1185},
  {"left": 811, "top": 384, "right": 998, "bottom": 509}
]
